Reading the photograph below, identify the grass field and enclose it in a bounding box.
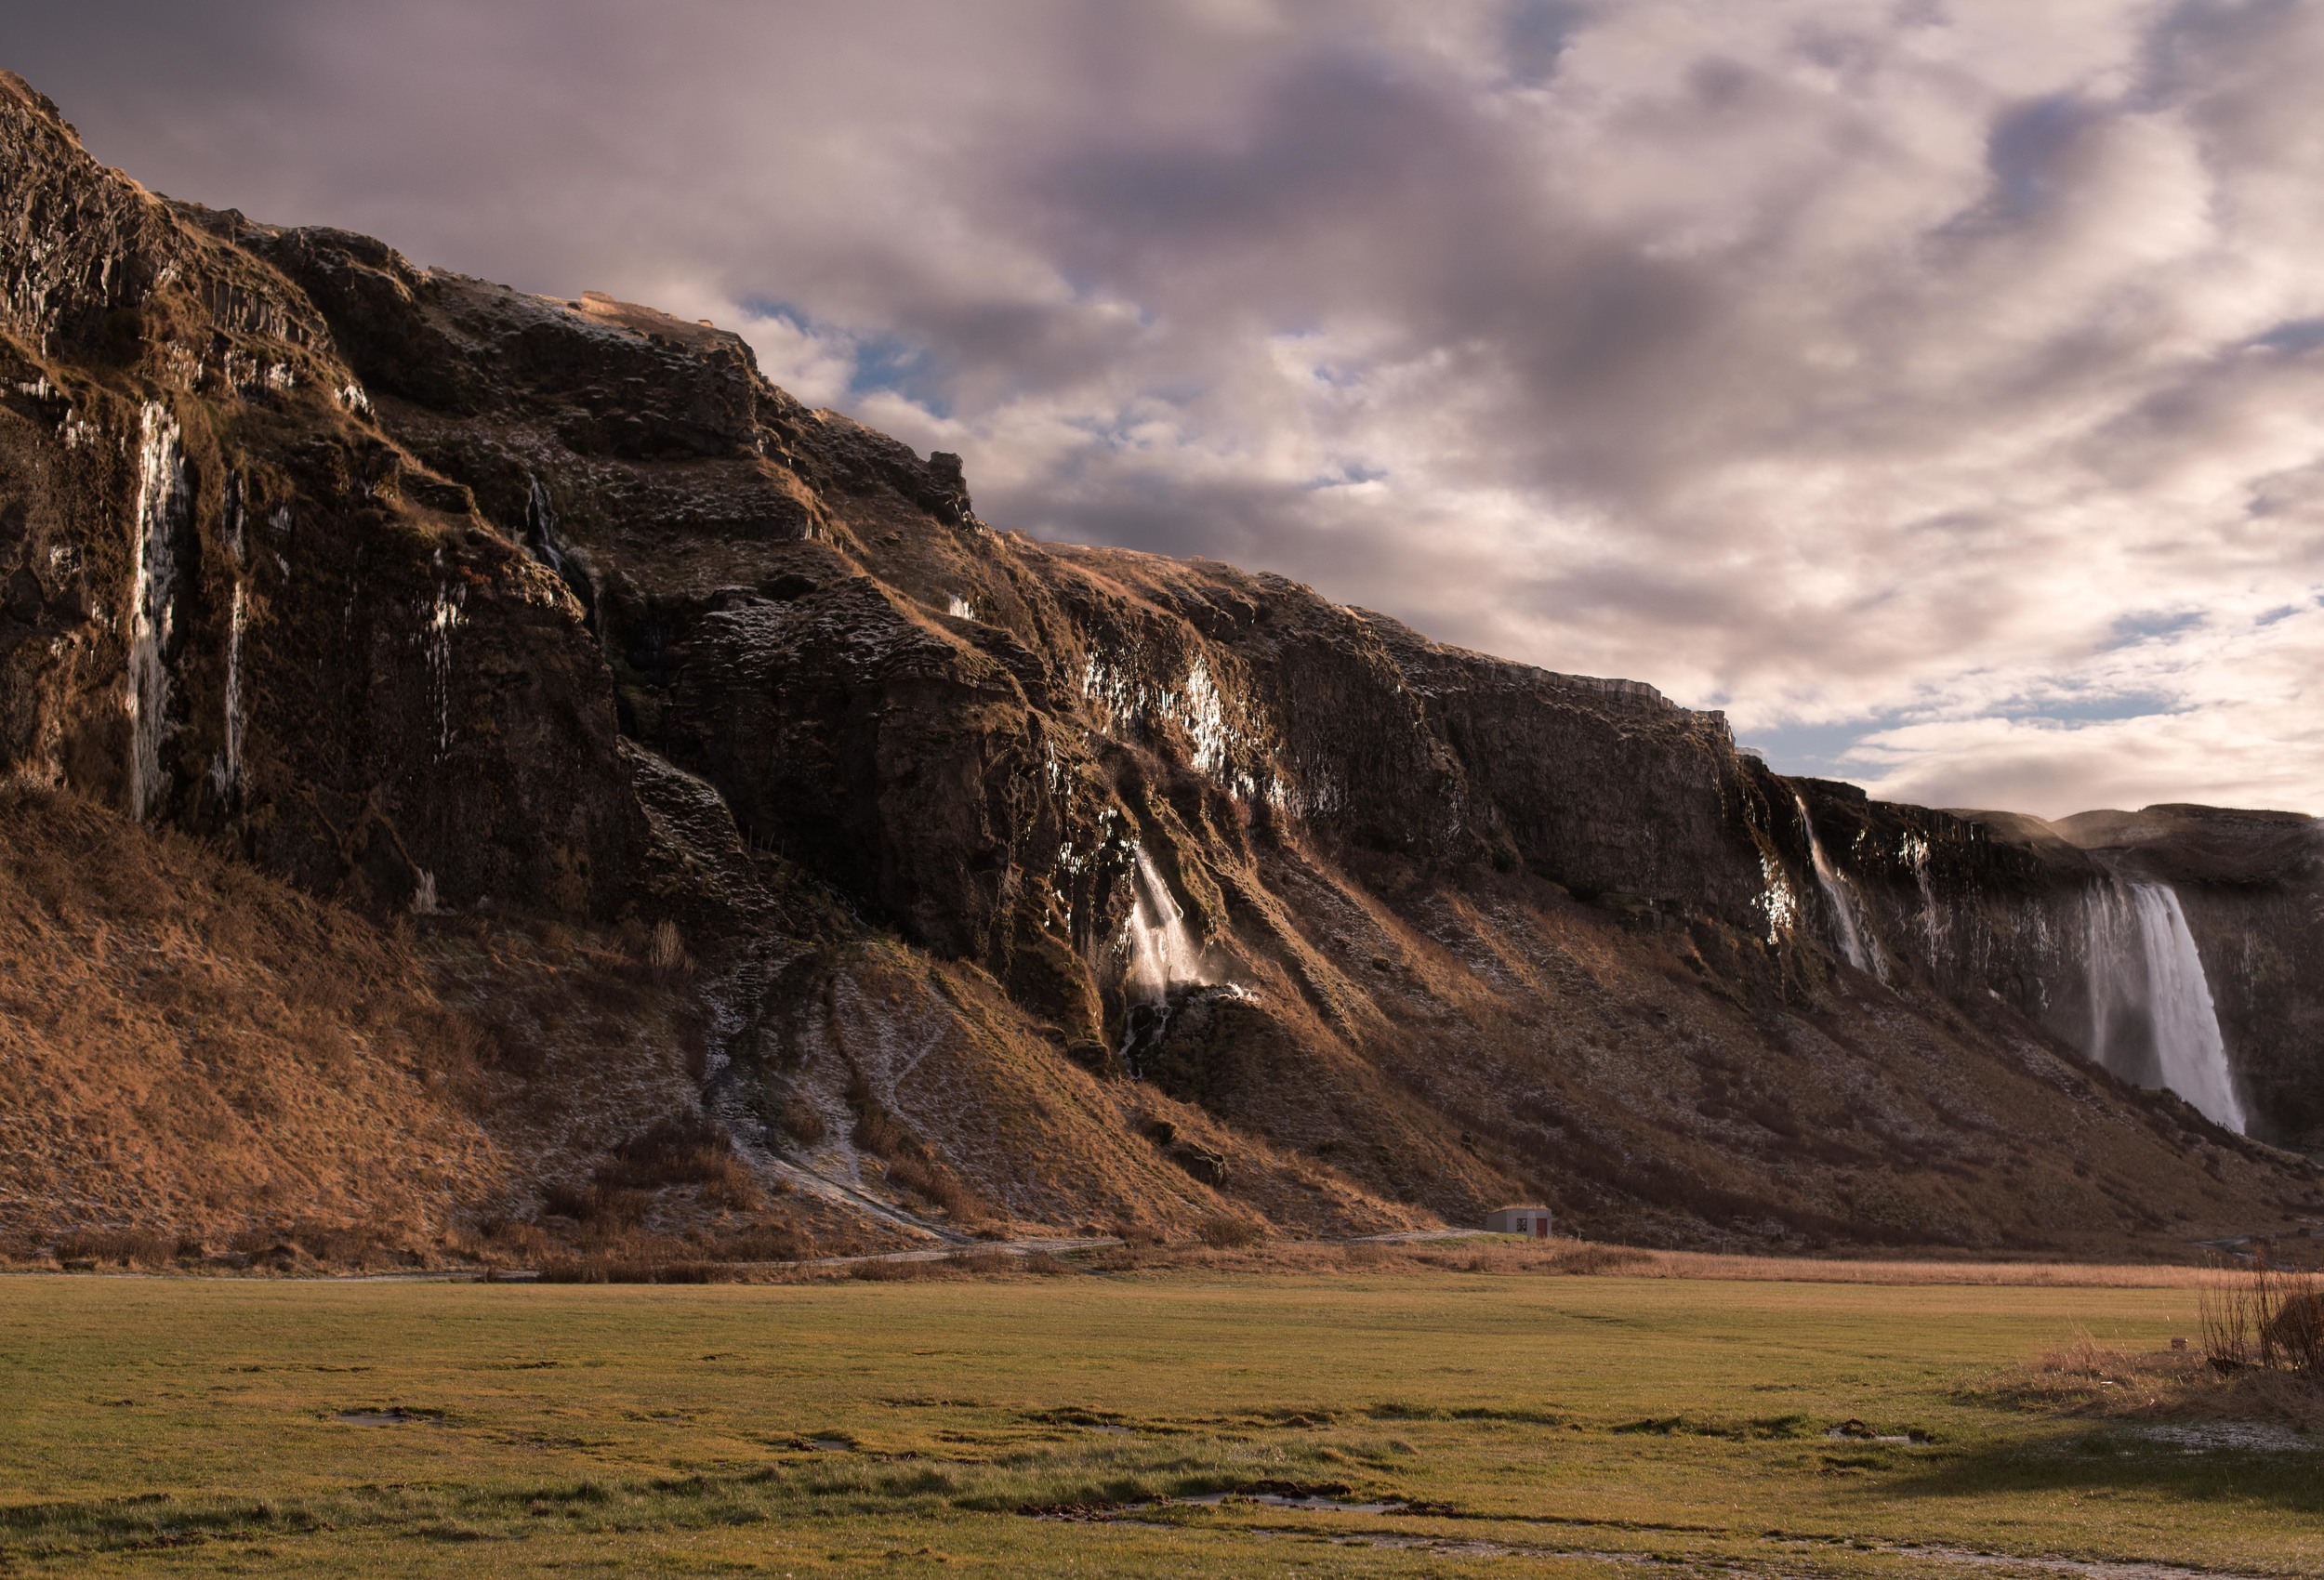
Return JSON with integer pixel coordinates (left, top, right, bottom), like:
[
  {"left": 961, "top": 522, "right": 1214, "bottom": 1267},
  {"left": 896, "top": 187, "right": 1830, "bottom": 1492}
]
[{"left": 1, "top": 1263, "right": 2317, "bottom": 1576}]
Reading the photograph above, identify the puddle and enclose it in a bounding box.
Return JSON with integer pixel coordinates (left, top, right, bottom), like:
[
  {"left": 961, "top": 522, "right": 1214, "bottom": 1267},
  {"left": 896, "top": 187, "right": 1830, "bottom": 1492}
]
[
  {"left": 1028, "top": 1486, "right": 1410, "bottom": 1520},
  {"left": 1825, "top": 1419, "right": 1924, "bottom": 1443},
  {"left": 337, "top": 1407, "right": 440, "bottom": 1426},
  {"left": 2132, "top": 1423, "right": 2317, "bottom": 1454},
  {"left": 1181, "top": 1492, "right": 1411, "bottom": 1515},
  {"left": 1019, "top": 1499, "right": 2282, "bottom": 1580},
  {"left": 802, "top": 1438, "right": 852, "bottom": 1452}
]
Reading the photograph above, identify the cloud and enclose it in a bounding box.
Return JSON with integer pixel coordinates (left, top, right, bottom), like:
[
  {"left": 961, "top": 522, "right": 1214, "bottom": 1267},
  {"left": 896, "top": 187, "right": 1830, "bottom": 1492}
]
[{"left": 11, "top": 0, "right": 2324, "bottom": 816}]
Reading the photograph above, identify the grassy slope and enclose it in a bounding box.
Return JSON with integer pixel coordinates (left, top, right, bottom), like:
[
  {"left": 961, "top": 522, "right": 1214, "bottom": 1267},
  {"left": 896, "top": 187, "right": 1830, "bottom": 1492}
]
[
  {"left": 0, "top": 786, "right": 502, "bottom": 1245},
  {"left": 0, "top": 1268, "right": 2316, "bottom": 1576},
  {"left": 0, "top": 784, "right": 865, "bottom": 1263}
]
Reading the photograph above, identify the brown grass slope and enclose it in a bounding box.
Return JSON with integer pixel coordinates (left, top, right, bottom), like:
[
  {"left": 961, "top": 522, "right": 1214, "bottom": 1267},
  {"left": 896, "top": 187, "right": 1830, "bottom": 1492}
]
[
  {"left": 0, "top": 784, "right": 497, "bottom": 1248},
  {"left": 0, "top": 783, "right": 1424, "bottom": 1260}
]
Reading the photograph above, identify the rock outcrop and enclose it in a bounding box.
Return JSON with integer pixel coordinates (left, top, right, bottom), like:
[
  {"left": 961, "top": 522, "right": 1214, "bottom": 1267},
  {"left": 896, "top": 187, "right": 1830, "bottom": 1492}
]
[{"left": 1, "top": 69, "right": 2317, "bottom": 1259}]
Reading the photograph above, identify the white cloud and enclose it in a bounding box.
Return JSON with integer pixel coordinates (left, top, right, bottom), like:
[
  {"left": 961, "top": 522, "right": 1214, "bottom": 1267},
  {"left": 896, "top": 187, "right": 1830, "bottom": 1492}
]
[{"left": 17, "top": 0, "right": 2324, "bottom": 815}]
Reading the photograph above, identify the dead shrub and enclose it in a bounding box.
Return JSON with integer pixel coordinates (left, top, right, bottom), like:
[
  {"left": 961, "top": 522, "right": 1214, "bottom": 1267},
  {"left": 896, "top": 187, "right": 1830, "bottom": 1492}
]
[
  {"left": 850, "top": 1098, "right": 910, "bottom": 1158},
  {"left": 777, "top": 1095, "right": 828, "bottom": 1148},
  {"left": 458, "top": 1220, "right": 554, "bottom": 1262},
  {"left": 52, "top": 1228, "right": 178, "bottom": 1267},
  {"left": 542, "top": 1182, "right": 650, "bottom": 1229},
  {"left": 590, "top": 1116, "right": 761, "bottom": 1209},
  {"left": 541, "top": 1182, "right": 595, "bottom": 1221},
  {"left": 2201, "top": 1251, "right": 2324, "bottom": 1382},
  {"left": 647, "top": 919, "right": 691, "bottom": 979},
  {"left": 538, "top": 1256, "right": 737, "bottom": 1284},
  {"left": 713, "top": 1222, "right": 814, "bottom": 1262},
  {"left": 849, "top": 1257, "right": 937, "bottom": 1282},
  {"left": 1548, "top": 1242, "right": 1655, "bottom": 1276},
  {"left": 885, "top": 1155, "right": 988, "bottom": 1223},
  {"left": 1196, "top": 1215, "right": 1261, "bottom": 1249},
  {"left": 406, "top": 1008, "right": 485, "bottom": 1093},
  {"left": 283, "top": 1220, "right": 416, "bottom": 1270}
]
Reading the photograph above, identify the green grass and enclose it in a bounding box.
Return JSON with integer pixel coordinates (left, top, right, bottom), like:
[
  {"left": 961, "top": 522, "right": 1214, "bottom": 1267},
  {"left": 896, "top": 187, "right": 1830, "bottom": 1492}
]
[{"left": 0, "top": 1269, "right": 2315, "bottom": 1575}]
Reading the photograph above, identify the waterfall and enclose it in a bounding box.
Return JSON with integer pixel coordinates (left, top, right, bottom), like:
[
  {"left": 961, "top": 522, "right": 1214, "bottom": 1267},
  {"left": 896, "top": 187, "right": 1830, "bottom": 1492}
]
[
  {"left": 524, "top": 474, "right": 597, "bottom": 623},
  {"left": 126, "top": 402, "right": 187, "bottom": 823},
  {"left": 1793, "top": 794, "right": 1882, "bottom": 979},
  {"left": 2084, "top": 875, "right": 2246, "bottom": 1133},
  {"left": 1116, "top": 848, "right": 1208, "bottom": 1070},
  {"left": 209, "top": 474, "right": 247, "bottom": 811},
  {"left": 208, "top": 582, "right": 247, "bottom": 809},
  {"left": 424, "top": 586, "right": 463, "bottom": 758},
  {"left": 1122, "top": 847, "right": 1205, "bottom": 1002}
]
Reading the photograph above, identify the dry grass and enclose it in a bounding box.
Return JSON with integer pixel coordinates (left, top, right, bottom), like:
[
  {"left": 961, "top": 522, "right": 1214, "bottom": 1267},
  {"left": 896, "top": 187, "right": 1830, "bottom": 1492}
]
[
  {"left": 536, "top": 1257, "right": 739, "bottom": 1284},
  {"left": 2200, "top": 1250, "right": 2324, "bottom": 1379},
  {"left": 829, "top": 1247, "right": 1074, "bottom": 1284},
  {"left": 1068, "top": 1233, "right": 2233, "bottom": 1285},
  {"left": 0, "top": 785, "right": 503, "bottom": 1251},
  {"left": 1993, "top": 1324, "right": 2324, "bottom": 1432},
  {"left": 0, "top": 785, "right": 866, "bottom": 1272},
  {"left": 1622, "top": 1247, "right": 2225, "bottom": 1287}
]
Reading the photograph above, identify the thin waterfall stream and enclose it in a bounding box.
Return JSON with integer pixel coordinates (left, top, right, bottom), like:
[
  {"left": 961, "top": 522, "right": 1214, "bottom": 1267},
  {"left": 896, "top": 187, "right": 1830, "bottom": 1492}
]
[{"left": 1793, "top": 794, "right": 1882, "bottom": 980}]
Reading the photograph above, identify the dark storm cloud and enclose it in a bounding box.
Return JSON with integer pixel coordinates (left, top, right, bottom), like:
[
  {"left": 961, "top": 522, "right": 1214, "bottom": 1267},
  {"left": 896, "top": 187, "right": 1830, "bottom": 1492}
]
[{"left": 8, "top": 0, "right": 2324, "bottom": 814}]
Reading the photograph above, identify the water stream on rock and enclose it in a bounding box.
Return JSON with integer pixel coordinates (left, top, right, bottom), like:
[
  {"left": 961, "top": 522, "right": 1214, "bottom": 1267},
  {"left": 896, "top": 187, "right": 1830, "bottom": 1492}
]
[
  {"left": 211, "top": 582, "right": 246, "bottom": 808},
  {"left": 126, "top": 402, "right": 187, "bottom": 823},
  {"left": 1117, "top": 848, "right": 1208, "bottom": 1071},
  {"left": 209, "top": 475, "right": 248, "bottom": 812},
  {"left": 1793, "top": 794, "right": 1882, "bottom": 980},
  {"left": 2084, "top": 874, "right": 2246, "bottom": 1133}
]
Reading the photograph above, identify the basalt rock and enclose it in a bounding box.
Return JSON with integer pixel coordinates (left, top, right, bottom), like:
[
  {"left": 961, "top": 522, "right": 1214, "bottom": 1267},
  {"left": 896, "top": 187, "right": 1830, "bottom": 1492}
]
[{"left": 2, "top": 68, "right": 2318, "bottom": 1255}]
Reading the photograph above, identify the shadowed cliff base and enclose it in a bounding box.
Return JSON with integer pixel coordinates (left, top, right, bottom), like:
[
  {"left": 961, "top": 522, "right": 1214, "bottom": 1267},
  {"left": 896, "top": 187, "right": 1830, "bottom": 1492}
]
[{"left": 0, "top": 67, "right": 2319, "bottom": 1263}]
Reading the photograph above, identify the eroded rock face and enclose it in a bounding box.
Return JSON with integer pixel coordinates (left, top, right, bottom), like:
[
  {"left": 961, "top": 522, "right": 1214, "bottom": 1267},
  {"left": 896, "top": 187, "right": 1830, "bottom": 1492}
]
[{"left": 2, "top": 67, "right": 2317, "bottom": 1251}]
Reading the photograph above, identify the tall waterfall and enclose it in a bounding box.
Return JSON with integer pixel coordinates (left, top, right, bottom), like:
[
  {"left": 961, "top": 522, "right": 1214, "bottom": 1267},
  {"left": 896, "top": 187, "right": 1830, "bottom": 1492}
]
[
  {"left": 1793, "top": 795, "right": 1882, "bottom": 980},
  {"left": 2084, "top": 876, "right": 2246, "bottom": 1133},
  {"left": 126, "top": 402, "right": 187, "bottom": 823}
]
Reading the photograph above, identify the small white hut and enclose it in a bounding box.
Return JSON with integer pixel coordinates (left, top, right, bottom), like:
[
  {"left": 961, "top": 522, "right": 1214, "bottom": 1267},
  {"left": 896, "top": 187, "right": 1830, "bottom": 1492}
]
[{"left": 1487, "top": 1205, "right": 1553, "bottom": 1239}]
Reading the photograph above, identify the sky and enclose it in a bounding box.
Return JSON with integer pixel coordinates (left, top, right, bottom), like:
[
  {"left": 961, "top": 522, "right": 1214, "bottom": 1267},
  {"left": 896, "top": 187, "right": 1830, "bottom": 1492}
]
[{"left": 8, "top": 0, "right": 2323, "bottom": 817}]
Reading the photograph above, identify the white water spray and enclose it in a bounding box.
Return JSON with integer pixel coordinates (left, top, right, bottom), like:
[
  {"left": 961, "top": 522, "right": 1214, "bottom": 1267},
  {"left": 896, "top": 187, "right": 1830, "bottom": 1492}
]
[
  {"left": 1793, "top": 794, "right": 1882, "bottom": 980},
  {"left": 1122, "top": 847, "right": 1206, "bottom": 1004},
  {"left": 1115, "top": 846, "right": 1209, "bottom": 1071},
  {"left": 126, "top": 402, "right": 187, "bottom": 822},
  {"left": 2084, "top": 876, "right": 2246, "bottom": 1133}
]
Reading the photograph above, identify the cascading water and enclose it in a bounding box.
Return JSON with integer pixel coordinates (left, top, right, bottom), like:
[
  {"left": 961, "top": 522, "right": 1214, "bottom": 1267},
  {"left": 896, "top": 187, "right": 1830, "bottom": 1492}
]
[
  {"left": 2084, "top": 874, "right": 2246, "bottom": 1133},
  {"left": 524, "top": 474, "right": 597, "bottom": 623},
  {"left": 209, "top": 475, "right": 247, "bottom": 811},
  {"left": 1116, "top": 847, "right": 1208, "bottom": 1071},
  {"left": 126, "top": 402, "right": 187, "bottom": 823},
  {"left": 424, "top": 586, "right": 463, "bottom": 758},
  {"left": 209, "top": 582, "right": 247, "bottom": 808},
  {"left": 1793, "top": 794, "right": 1883, "bottom": 980}
]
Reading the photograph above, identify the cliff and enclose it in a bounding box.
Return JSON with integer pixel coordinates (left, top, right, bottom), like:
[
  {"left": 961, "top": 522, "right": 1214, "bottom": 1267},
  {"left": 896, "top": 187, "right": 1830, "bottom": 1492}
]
[{"left": 2, "top": 70, "right": 2317, "bottom": 1263}]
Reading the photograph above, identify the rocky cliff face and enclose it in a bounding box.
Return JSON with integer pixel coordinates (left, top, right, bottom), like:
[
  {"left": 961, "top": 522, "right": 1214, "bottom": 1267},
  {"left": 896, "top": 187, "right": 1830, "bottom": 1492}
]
[{"left": 2, "top": 70, "right": 2317, "bottom": 1258}]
